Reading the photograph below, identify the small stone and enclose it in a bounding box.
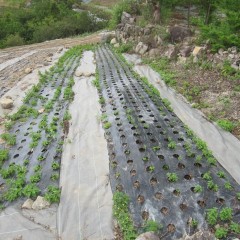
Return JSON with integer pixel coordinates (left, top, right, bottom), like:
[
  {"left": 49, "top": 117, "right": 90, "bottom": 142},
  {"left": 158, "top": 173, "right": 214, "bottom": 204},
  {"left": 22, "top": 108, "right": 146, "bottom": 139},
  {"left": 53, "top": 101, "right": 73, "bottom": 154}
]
[
  {"left": 22, "top": 199, "right": 34, "bottom": 209},
  {"left": 110, "top": 38, "right": 117, "bottom": 44},
  {"left": 32, "top": 196, "right": 50, "bottom": 210},
  {"left": 46, "top": 57, "right": 52, "bottom": 62},
  {"left": 0, "top": 98, "right": 14, "bottom": 109},
  {"left": 38, "top": 108, "right": 45, "bottom": 114},
  {"left": 24, "top": 67, "right": 33, "bottom": 74},
  {"left": 136, "top": 232, "right": 160, "bottom": 240},
  {"left": 192, "top": 46, "right": 204, "bottom": 57}
]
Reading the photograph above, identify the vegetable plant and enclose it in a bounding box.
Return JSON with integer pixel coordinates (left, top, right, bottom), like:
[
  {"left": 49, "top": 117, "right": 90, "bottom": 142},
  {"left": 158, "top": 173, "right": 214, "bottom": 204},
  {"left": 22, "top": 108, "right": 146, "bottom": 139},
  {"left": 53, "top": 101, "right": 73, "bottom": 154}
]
[
  {"left": 0, "top": 133, "right": 16, "bottom": 146},
  {"left": 44, "top": 186, "right": 61, "bottom": 203},
  {"left": 193, "top": 185, "right": 203, "bottom": 193},
  {"left": 167, "top": 173, "right": 178, "bottom": 182}
]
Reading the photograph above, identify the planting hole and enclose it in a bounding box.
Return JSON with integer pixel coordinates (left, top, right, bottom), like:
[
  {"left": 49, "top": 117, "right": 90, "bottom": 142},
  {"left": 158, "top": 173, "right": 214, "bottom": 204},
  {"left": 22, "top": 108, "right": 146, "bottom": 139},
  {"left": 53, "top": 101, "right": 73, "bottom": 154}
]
[
  {"left": 150, "top": 177, "right": 157, "bottom": 186},
  {"left": 194, "top": 163, "right": 202, "bottom": 168},
  {"left": 179, "top": 203, "right": 187, "bottom": 211},
  {"left": 163, "top": 165, "right": 169, "bottom": 170},
  {"left": 173, "top": 154, "right": 179, "bottom": 159},
  {"left": 131, "top": 126, "right": 136, "bottom": 130},
  {"left": 136, "top": 139, "right": 142, "bottom": 144},
  {"left": 178, "top": 138, "right": 184, "bottom": 142},
  {"left": 147, "top": 132, "right": 152, "bottom": 136},
  {"left": 160, "top": 207, "right": 169, "bottom": 215},
  {"left": 173, "top": 189, "right": 181, "bottom": 196},
  {"left": 14, "top": 154, "right": 19, "bottom": 158},
  {"left": 155, "top": 192, "right": 163, "bottom": 200},
  {"left": 167, "top": 224, "right": 176, "bottom": 232},
  {"left": 150, "top": 139, "right": 156, "bottom": 143},
  {"left": 158, "top": 155, "right": 165, "bottom": 160},
  {"left": 184, "top": 174, "right": 192, "bottom": 180},
  {"left": 197, "top": 200, "right": 206, "bottom": 208},
  {"left": 216, "top": 198, "right": 225, "bottom": 204},
  {"left": 127, "top": 160, "right": 133, "bottom": 165},
  {"left": 116, "top": 184, "right": 123, "bottom": 191},
  {"left": 142, "top": 211, "right": 149, "bottom": 220},
  {"left": 18, "top": 146, "right": 23, "bottom": 150},
  {"left": 15, "top": 129, "right": 20, "bottom": 133},
  {"left": 24, "top": 133, "right": 29, "bottom": 136},
  {"left": 137, "top": 195, "right": 145, "bottom": 204},
  {"left": 173, "top": 131, "right": 179, "bottom": 134},
  {"left": 139, "top": 147, "right": 146, "bottom": 152},
  {"left": 178, "top": 163, "right": 185, "bottom": 169},
  {"left": 21, "top": 139, "right": 26, "bottom": 143},
  {"left": 130, "top": 169, "right": 136, "bottom": 176},
  {"left": 133, "top": 181, "right": 140, "bottom": 189}
]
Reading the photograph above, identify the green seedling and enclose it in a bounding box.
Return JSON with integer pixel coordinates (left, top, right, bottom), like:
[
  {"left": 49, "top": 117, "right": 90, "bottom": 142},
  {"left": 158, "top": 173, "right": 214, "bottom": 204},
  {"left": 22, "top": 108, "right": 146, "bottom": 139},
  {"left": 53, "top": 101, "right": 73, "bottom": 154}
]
[
  {"left": 168, "top": 140, "right": 176, "bottom": 149},
  {"left": 230, "top": 222, "right": 240, "bottom": 234},
  {"left": 167, "top": 173, "right": 178, "bottom": 182},
  {"left": 0, "top": 149, "right": 9, "bottom": 164},
  {"left": 225, "top": 182, "right": 234, "bottom": 190},
  {"left": 143, "top": 220, "right": 162, "bottom": 233},
  {"left": 51, "top": 173, "right": 60, "bottom": 181},
  {"left": 215, "top": 227, "right": 228, "bottom": 239},
  {"left": 206, "top": 207, "right": 218, "bottom": 225},
  {"left": 152, "top": 146, "right": 160, "bottom": 151},
  {"left": 207, "top": 181, "right": 219, "bottom": 192},
  {"left": 194, "top": 185, "right": 203, "bottom": 193},
  {"left": 0, "top": 133, "right": 16, "bottom": 145},
  {"left": 217, "top": 171, "right": 226, "bottom": 178},
  {"left": 220, "top": 207, "right": 232, "bottom": 221},
  {"left": 30, "top": 172, "right": 41, "bottom": 183},
  {"left": 148, "top": 166, "right": 155, "bottom": 173},
  {"left": 52, "top": 161, "right": 60, "bottom": 170},
  {"left": 44, "top": 186, "right": 61, "bottom": 203},
  {"left": 203, "top": 172, "right": 212, "bottom": 181},
  {"left": 22, "top": 183, "right": 40, "bottom": 198},
  {"left": 103, "top": 122, "right": 111, "bottom": 129}
]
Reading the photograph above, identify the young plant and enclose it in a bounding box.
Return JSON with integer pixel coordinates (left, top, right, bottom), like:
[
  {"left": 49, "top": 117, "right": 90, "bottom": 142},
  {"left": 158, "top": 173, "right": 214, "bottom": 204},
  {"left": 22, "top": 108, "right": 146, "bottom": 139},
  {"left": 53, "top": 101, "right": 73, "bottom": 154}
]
[
  {"left": 168, "top": 140, "right": 176, "bottom": 149},
  {"left": 152, "top": 146, "right": 160, "bottom": 151},
  {"left": 113, "top": 191, "right": 136, "bottom": 239},
  {"left": 167, "top": 173, "right": 178, "bottom": 182},
  {"left": 217, "top": 171, "right": 226, "bottom": 178},
  {"left": 207, "top": 181, "right": 218, "bottom": 192},
  {"left": 148, "top": 165, "right": 155, "bottom": 173},
  {"left": 215, "top": 227, "right": 228, "bottom": 239},
  {"left": 206, "top": 207, "right": 218, "bottom": 225},
  {"left": 0, "top": 133, "right": 16, "bottom": 145},
  {"left": 203, "top": 171, "right": 212, "bottom": 181},
  {"left": 51, "top": 173, "right": 60, "bottom": 181},
  {"left": 44, "top": 186, "right": 61, "bottom": 203},
  {"left": 193, "top": 185, "right": 203, "bottom": 193},
  {"left": 30, "top": 172, "right": 41, "bottom": 183},
  {"left": 143, "top": 220, "right": 162, "bottom": 233},
  {"left": 103, "top": 122, "right": 111, "bottom": 129},
  {"left": 219, "top": 207, "right": 232, "bottom": 221},
  {"left": 0, "top": 149, "right": 9, "bottom": 165},
  {"left": 22, "top": 183, "right": 40, "bottom": 198},
  {"left": 191, "top": 219, "right": 198, "bottom": 228},
  {"left": 224, "top": 182, "right": 234, "bottom": 190},
  {"left": 52, "top": 161, "right": 60, "bottom": 170}
]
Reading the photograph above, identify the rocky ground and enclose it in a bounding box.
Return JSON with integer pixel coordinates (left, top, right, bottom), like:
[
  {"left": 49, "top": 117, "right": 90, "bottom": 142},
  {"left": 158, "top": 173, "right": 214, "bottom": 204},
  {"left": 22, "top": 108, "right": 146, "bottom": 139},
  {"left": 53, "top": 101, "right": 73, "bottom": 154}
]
[{"left": 114, "top": 10, "right": 240, "bottom": 140}]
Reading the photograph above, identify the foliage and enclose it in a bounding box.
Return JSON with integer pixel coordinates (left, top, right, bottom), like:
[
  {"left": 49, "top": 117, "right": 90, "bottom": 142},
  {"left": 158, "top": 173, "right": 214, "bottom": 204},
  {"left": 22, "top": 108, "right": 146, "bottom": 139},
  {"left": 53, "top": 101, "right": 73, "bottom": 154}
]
[
  {"left": 215, "top": 227, "right": 228, "bottom": 239},
  {"left": 219, "top": 207, "right": 232, "bottom": 221},
  {"left": 167, "top": 172, "right": 178, "bottom": 182},
  {"left": 206, "top": 207, "right": 218, "bottom": 225},
  {"left": 44, "top": 186, "right": 61, "bottom": 203},
  {"left": 113, "top": 191, "right": 137, "bottom": 239},
  {"left": 22, "top": 183, "right": 40, "bottom": 198},
  {"left": 0, "top": 149, "right": 9, "bottom": 165},
  {"left": 217, "top": 119, "right": 235, "bottom": 132},
  {"left": 143, "top": 220, "right": 162, "bottom": 233},
  {"left": 0, "top": 0, "right": 107, "bottom": 48},
  {"left": 0, "top": 133, "right": 16, "bottom": 145}
]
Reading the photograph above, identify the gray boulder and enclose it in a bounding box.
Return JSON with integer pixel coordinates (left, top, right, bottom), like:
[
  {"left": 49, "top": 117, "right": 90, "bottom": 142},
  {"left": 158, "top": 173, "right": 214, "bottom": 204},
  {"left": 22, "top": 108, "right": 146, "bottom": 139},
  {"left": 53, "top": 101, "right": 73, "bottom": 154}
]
[{"left": 170, "top": 26, "right": 192, "bottom": 43}]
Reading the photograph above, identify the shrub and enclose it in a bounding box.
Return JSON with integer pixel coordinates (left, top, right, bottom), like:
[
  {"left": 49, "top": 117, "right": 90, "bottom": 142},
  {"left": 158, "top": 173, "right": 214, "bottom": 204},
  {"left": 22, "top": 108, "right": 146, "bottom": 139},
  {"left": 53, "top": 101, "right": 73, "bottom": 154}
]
[{"left": 4, "top": 33, "right": 25, "bottom": 47}]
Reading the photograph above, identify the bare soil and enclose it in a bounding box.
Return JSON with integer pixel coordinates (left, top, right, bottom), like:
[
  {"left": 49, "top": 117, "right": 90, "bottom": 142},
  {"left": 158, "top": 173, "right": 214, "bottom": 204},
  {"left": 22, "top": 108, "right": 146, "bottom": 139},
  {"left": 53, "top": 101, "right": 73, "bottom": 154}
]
[{"left": 169, "top": 60, "right": 240, "bottom": 139}]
